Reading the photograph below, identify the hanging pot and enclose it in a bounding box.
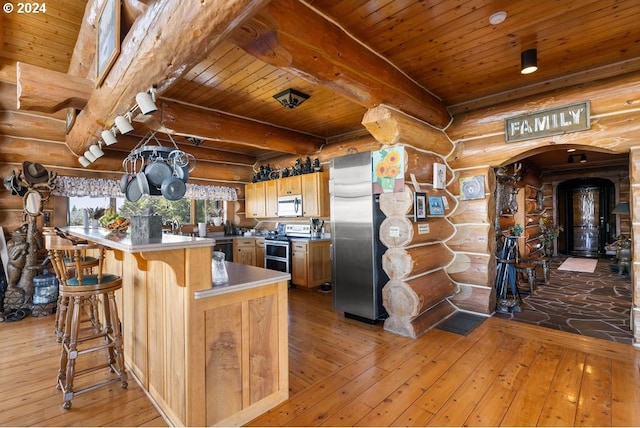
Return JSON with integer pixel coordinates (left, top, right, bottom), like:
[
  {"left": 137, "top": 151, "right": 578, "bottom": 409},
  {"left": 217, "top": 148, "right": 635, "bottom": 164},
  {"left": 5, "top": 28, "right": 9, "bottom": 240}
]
[
  {"left": 119, "top": 173, "right": 131, "bottom": 193},
  {"left": 145, "top": 160, "right": 172, "bottom": 187},
  {"left": 161, "top": 176, "right": 186, "bottom": 200},
  {"left": 125, "top": 175, "right": 142, "bottom": 202},
  {"left": 136, "top": 171, "right": 150, "bottom": 195}
]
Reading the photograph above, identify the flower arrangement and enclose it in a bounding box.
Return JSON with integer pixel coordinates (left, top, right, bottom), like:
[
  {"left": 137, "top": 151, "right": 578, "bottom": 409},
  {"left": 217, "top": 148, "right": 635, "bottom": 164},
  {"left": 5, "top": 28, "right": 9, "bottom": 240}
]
[
  {"left": 509, "top": 224, "right": 524, "bottom": 236},
  {"left": 375, "top": 148, "right": 402, "bottom": 192},
  {"left": 540, "top": 216, "right": 563, "bottom": 243}
]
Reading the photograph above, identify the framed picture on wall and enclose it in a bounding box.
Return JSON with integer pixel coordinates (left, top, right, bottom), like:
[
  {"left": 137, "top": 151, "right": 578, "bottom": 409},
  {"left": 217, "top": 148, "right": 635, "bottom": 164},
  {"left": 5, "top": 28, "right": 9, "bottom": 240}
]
[
  {"left": 414, "top": 192, "right": 427, "bottom": 221},
  {"left": 428, "top": 196, "right": 445, "bottom": 216},
  {"left": 96, "top": 0, "right": 121, "bottom": 87}
]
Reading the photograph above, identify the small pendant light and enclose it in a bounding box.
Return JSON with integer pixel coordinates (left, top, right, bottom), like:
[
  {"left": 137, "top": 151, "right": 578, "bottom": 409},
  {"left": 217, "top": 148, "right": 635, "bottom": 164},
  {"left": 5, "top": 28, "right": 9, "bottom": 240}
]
[{"left": 521, "top": 48, "right": 538, "bottom": 74}]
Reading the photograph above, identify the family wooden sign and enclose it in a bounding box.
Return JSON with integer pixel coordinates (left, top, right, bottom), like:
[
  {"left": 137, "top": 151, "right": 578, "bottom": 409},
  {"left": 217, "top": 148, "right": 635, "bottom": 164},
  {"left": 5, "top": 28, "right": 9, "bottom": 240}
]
[{"left": 504, "top": 101, "right": 590, "bottom": 143}]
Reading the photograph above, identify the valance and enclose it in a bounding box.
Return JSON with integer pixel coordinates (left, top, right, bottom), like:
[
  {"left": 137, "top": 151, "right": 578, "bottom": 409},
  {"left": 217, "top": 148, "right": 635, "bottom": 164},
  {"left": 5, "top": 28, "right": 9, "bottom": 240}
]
[{"left": 51, "top": 176, "right": 237, "bottom": 201}]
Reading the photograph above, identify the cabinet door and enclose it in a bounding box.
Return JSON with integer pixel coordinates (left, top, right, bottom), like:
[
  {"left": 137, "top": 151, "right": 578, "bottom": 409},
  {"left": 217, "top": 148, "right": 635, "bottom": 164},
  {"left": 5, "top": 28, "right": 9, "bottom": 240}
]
[
  {"left": 255, "top": 239, "right": 265, "bottom": 268},
  {"left": 265, "top": 180, "right": 278, "bottom": 218},
  {"left": 234, "top": 239, "right": 257, "bottom": 265},
  {"left": 278, "top": 176, "right": 302, "bottom": 196},
  {"left": 245, "top": 182, "right": 266, "bottom": 218},
  {"left": 291, "top": 242, "right": 308, "bottom": 287},
  {"left": 301, "top": 172, "right": 329, "bottom": 217},
  {"left": 309, "top": 241, "right": 332, "bottom": 286}
]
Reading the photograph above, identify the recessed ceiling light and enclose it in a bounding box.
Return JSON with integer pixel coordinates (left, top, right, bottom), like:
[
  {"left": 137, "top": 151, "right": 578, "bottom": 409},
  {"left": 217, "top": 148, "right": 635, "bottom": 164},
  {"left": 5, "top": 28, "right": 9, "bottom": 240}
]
[{"left": 489, "top": 11, "right": 507, "bottom": 25}]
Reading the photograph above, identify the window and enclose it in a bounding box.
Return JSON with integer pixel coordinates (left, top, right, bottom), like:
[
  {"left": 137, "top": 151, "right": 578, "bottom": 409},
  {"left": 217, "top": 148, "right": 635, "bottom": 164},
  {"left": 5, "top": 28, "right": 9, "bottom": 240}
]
[
  {"left": 68, "top": 196, "right": 224, "bottom": 227},
  {"left": 68, "top": 196, "right": 112, "bottom": 226}
]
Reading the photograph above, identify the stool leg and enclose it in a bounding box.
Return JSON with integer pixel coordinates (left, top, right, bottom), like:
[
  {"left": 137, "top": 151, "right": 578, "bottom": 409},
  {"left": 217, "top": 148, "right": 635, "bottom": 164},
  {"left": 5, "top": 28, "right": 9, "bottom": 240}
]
[
  {"left": 527, "top": 268, "right": 536, "bottom": 295},
  {"left": 55, "top": 295, "right": 69, "bottom": 343},
  {"left": 107, "top": 291, "right": 128, "bottom": 388},
  {"left": 543, "top": 261, "right": 550, "bottom": 284},
  {"left": 60, "top": 295, "right": 81, "bottom": 409}
]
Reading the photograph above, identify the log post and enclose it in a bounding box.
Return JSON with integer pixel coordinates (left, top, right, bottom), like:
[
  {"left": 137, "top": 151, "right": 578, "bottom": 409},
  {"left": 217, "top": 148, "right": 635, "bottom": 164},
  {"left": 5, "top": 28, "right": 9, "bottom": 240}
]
[
  {"left": 382, "top": 270, "right": 457, "bottom": 338},
  {"left": 382, "top": 244, "right": 453, "bottom": 280}
]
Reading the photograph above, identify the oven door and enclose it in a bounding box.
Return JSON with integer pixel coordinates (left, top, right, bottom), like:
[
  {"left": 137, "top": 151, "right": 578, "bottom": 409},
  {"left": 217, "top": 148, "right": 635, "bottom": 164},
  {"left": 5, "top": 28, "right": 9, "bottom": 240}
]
[{"left": 264, "top": 240, "right": 290, "bottom": 274}]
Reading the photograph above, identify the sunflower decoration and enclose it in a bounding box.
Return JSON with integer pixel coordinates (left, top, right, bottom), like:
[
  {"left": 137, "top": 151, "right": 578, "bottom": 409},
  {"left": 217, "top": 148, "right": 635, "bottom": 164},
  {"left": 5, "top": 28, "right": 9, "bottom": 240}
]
[{"left": 374, "top": 148, "right": 403, "bottom": 192}]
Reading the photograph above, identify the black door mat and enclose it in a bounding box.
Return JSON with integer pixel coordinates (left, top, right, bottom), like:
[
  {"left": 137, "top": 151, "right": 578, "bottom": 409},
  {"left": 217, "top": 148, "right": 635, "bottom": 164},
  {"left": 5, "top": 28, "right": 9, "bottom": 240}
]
[{"left": 436, "top": 312, "right": 486, "bottom": 335}]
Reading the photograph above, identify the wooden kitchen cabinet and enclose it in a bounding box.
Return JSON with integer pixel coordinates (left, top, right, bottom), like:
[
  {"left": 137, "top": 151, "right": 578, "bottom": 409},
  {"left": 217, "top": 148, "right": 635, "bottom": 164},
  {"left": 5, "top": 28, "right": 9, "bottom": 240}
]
[
  {"left": 255, "top": 238, "right": 265, "bottom": 268},
  {"left": 233, "top": 238, "right": 265, "bottom": 267},
  {"left": 278, "top": 175, "right": 302, "bottom": 196},
  {"left": 245, "top": 182, "right": 266, "bottom": 218},
  {"left": 265, "top": 180, "right": 278, "bottom": 218},
  {"left": 291, "top": 240, "right": 332, "bottom": 288},
  {"left": 246, "top": 172, "right": 328, "bottom": 218},
  {"left": 301, "top": 172, "right": 329, "bottom": 217},
  {"left": 234, "top": 238, "right": 256, "bottom": 265}
]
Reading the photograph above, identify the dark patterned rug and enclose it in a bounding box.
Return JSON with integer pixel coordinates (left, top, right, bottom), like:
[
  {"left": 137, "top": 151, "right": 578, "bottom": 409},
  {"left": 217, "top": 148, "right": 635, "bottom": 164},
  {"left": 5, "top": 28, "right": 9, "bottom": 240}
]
[
  {"left": 437, "top": 311, "right": 487, "bottom": 335},
  {"left": 494, "top": 256, "right": 633, "bottom": 344}
]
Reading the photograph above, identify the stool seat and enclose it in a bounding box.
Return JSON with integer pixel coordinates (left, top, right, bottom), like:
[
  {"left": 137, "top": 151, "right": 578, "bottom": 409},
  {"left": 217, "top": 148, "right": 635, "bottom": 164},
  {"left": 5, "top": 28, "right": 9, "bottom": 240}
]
[
  {"left": 45, "top": 234, "right": 127, "bottom": 410},
  {"left": 66, "top": 273, "right": 120, "bottom": 286}
]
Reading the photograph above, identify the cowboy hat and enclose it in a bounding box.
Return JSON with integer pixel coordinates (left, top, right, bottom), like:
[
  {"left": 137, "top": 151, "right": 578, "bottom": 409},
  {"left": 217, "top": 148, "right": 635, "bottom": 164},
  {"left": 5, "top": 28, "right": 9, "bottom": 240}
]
[{"left": 22, "top": 161, "right": 48, "bottom": 184}]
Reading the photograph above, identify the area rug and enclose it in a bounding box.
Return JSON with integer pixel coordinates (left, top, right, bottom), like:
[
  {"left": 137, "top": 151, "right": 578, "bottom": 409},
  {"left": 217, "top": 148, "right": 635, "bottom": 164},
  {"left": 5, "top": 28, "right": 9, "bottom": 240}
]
[
  {"left": 436, "top": 312, "right": 487, "bottom": 336},
  {"left": 557, "top": 257, "right": 598, "bottom": 273}
]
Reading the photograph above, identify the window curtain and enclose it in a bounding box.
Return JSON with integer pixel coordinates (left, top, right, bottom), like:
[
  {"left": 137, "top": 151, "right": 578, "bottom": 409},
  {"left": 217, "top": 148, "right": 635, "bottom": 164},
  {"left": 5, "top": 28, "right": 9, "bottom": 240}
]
[{"left": 51, "top": 176, "right": 238, "bottom": 201}]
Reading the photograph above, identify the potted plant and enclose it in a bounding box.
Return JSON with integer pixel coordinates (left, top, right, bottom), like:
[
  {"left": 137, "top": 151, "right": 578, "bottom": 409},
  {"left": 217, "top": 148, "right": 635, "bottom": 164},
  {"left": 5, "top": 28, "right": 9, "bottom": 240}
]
[
  {"left": 540, "top": 216, "right": 563, "bottom": 256},
  {"left": 510, "top": 224, "right": 524, "bottom": 236}
]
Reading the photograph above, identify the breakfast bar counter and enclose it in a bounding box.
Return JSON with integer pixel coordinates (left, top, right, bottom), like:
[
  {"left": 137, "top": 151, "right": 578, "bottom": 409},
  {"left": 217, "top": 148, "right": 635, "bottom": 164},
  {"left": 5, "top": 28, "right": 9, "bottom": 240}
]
[{"left": 63, "top": 227, "right": 290, "bottom": 427}]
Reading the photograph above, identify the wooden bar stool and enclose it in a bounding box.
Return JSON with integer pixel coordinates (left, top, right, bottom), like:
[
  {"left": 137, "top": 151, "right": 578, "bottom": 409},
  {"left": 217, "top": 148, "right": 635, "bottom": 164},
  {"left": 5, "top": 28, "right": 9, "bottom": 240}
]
[
  {"left": 514, "top": 262, "right": 537, "bottom": 294},
  {"left": 43, "top": 229, "right": 101, "bottom": 341},
  {"left": 48, "top": 241, "right": 128, "bottom": 409}
]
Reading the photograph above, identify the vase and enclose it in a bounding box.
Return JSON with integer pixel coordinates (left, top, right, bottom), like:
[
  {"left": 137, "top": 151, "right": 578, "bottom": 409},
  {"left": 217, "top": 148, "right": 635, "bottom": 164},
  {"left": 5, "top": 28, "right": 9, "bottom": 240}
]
[{"left": 378, "top": 177, "right": 395, "bottom": 193}]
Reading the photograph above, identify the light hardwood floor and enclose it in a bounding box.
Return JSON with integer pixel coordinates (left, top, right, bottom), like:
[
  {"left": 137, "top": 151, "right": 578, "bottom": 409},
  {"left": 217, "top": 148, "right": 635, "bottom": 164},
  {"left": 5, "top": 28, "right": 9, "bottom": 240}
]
[{"left": 1, "top": 288, "right": 639, "bottom": 426}]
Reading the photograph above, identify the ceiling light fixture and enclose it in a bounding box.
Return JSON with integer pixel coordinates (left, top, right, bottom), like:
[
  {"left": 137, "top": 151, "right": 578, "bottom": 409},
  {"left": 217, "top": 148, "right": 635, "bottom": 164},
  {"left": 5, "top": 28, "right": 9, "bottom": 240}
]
[
  {"left": 89, "top": 142, "right": 104, "bottom": 159},
  {"left": 115, "top": 113, "right": 134, "bottom": 134},
  {"left": 273, "top": 88, "right": 310, "bottom": 109},
  {"left": 568, "top": 153, "right": 587, "bottom": 164},
  {"left": 489, "top": 11, "right": 507, "bottom": 25},
  {"left": 136, "top": 86, "right": 158, "bottom": 115},
  {"left": 567, "top": 148, "right": 576, "bottom": 152},
  {"left": 83, "top": 149, "right": 97, "bottom": 163},
  {"left": 101, "top": 128, "right": 118, "bottom": 146},
  {"left": 78, "top": 156, "right": 91, "bottom": 167},
  {"left": 521, "top": 48, "right": 538, "bottom": 74}
]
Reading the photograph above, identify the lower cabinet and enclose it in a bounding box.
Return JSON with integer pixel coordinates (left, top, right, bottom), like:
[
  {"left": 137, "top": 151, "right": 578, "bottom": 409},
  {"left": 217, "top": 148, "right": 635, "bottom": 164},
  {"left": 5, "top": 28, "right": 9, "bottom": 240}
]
[
  {"left": 291, "top": 240, "right": 331, "bottom": 288},
  {"left": 233, "top": 238, "right": 265, "bottom": 267}
]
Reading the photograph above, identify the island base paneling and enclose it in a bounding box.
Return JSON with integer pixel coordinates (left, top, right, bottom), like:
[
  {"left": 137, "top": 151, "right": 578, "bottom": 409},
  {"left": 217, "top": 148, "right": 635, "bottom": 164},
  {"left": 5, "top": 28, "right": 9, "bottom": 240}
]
[{"left": 102, "top": 244, "right": 288, "bottom": 427}]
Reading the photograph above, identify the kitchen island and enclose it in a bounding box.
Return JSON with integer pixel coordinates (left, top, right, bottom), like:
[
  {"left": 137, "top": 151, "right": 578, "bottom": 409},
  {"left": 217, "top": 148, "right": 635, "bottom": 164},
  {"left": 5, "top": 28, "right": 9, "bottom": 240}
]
[{"left": 62, "top": 227, "right": 290, "bottom": 427}]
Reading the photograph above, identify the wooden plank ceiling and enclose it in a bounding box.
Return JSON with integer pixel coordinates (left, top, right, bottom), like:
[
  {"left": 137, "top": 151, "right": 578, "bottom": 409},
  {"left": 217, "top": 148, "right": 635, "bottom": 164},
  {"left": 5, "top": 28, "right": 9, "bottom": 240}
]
[{"left": 2, "top": 0, "right": 639, "bottom": 167}]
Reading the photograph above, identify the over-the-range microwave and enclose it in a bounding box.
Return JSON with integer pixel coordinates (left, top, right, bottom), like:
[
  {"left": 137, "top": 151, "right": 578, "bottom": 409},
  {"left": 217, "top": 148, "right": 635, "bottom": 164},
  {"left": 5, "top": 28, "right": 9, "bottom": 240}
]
[{"left": 278, "top": 194, "right": 303, "bottom": 217}]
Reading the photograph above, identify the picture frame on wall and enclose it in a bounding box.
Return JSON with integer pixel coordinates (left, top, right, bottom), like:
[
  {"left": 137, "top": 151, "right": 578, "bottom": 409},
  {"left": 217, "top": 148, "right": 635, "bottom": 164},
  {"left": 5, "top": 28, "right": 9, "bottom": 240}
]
[
  {"left": 433, "top": 162, "right": 446, "bottom": 189},
  {"left": 414, "top": 192, "right": 427, "bottom": 221},
  {"left": 460, "top": 175, "right": 485, "bottom": 200},
  {"left": 96, "top": 0, "right": 121, "bottom": 87},
  {"left": 428, "top": 196, "right": 445, "bottom": 216}
]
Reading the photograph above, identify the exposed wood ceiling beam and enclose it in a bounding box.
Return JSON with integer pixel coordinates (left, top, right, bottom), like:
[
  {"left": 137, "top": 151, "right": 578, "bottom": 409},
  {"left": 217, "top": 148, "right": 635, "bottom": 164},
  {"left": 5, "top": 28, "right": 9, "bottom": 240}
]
[
  {"left": 65, "top": 0, "right": 270, "bottom": 156},
  {"left": 229, "top": 0, "right": 451, "bottom": 129},
  {"left": 143, "top": 99, "right": 324, "bottom": 156},
  {"left": 16, "top": 62, "right": 92, "bottom": 112}
]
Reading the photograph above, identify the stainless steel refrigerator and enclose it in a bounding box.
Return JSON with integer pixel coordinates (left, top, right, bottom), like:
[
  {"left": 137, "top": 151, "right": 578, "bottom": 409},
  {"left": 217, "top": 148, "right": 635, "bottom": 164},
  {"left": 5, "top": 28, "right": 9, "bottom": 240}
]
[{"left": 330, "top": 151, "right": 388, "bottom": 322}]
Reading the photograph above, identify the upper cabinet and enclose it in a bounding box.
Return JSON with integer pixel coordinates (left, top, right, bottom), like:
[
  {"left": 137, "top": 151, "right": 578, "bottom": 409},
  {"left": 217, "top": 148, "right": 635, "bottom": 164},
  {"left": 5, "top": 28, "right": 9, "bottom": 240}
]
[
  {"left": 301, "top": 172, "right": 329, "bottom": 218},
  {"left": 245, "top": 182, "right": 266, "bottom": 218},
  {"left": 246, "top": 172, "right": 329, "bottom": 219},
  {"left": 278, "top": 176, "right": 302, "bottom": 196}
]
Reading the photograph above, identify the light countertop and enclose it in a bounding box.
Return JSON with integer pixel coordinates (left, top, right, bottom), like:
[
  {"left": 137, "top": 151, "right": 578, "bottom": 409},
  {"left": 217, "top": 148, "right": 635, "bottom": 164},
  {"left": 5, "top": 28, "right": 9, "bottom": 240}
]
[
  {"left": 194, "top": 261, "right": 290, "bottom": 299},
  {"left": 62, "top": 226, "right": 216, "bottom": 253}
]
